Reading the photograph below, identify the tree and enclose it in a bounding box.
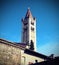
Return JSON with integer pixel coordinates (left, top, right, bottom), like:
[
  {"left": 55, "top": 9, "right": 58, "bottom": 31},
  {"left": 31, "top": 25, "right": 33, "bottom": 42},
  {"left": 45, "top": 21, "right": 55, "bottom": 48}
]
[{"left": 29, "top": 40, "right": 34, "bottom": 50}]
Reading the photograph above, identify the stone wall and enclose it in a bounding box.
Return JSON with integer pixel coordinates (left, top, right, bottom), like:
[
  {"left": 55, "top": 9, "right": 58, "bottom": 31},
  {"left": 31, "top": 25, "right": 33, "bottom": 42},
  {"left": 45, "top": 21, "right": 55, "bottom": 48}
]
[
  {"left": 0, "top": 43, "right": 21, "bottom": 65},
  {"left": 0, "top": 39, "right": 44, "bottom": 65},
  {"left": 21, "top": 50, "right": 44, "bottom": 65}
]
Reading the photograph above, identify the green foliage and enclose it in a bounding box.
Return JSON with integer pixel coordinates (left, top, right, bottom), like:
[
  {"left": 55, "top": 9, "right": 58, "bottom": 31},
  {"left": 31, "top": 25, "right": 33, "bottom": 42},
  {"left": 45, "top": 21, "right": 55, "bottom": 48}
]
[{"left": 29, "top": 40, "right": 34, "bottom": 50}]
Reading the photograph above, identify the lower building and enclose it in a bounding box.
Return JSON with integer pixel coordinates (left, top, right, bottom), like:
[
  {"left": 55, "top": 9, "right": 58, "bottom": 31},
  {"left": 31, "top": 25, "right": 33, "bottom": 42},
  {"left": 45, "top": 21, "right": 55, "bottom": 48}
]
[{"left": 0, "top": 38, "right": 44, "bottom": 65}]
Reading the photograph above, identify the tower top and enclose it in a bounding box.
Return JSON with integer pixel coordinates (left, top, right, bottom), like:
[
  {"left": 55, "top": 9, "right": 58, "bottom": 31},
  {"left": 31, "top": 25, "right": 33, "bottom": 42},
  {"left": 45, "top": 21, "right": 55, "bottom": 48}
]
[{"left": 25, "top": 8, "right": 32, "bottom": 18}]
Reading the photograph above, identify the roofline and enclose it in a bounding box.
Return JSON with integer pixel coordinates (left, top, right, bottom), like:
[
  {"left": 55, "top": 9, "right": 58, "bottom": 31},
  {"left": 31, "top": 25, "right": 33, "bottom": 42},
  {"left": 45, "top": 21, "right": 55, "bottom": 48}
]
[
  {"left": 0, "top": 38, "right": 14, "bottom": 44},
  {"left": 24, "top": 49, "right": 51, "bottom": 60},
  {"left": 0, "top": 38, "right": 25, "bottom": 50}
]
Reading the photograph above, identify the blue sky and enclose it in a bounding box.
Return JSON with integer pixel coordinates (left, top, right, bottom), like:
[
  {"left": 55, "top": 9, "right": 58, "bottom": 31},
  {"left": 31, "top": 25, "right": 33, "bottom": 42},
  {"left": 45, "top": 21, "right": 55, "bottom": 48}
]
[{"left": 0, "top": 0, "right": 59, "bottom": 56}]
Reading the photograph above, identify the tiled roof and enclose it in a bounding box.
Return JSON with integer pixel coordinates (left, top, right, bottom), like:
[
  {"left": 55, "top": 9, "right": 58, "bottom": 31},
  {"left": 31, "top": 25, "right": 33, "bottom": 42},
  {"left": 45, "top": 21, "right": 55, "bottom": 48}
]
[
  {"left": 0, "top": 38, "right": 26, "bottom": 50},
  {"left": 16, "top": 43, "right": 27, "bottom": 48},
  {"left": 24, "top": 49, "right": 52, "bottom": 60},
  {"left": 25, "top": 8, "right": 32, "bottom": 19}
]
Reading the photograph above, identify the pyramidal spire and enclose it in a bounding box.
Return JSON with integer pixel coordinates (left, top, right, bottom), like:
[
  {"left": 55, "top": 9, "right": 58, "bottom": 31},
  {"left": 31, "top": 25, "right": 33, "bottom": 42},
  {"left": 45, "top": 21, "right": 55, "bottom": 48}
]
[{"left": 25, "top": 7, "right": 32, "bottom": 18}]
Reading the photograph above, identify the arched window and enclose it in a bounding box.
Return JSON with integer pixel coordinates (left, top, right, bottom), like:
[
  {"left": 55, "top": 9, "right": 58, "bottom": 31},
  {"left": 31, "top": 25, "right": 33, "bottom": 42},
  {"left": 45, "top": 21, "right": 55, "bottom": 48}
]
[
  {"left": 31, "top": 27, "right": 34, "bottom": 31},
  {"left": 31, "top": 22, "right": 34, "bottom": 25}
]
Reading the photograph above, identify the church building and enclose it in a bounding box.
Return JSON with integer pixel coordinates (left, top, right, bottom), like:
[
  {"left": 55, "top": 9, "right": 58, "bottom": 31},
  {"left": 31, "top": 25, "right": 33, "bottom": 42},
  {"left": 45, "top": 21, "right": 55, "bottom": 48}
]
[{"left": 0, "top": 8, "right": 48, "bottom": 65}]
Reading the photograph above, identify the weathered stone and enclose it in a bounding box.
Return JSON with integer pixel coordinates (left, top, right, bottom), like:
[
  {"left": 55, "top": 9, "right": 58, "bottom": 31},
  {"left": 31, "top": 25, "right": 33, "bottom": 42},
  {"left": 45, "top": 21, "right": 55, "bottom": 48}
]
[{"left": 0, "top": 43, "right": 21, "bottom": 65}]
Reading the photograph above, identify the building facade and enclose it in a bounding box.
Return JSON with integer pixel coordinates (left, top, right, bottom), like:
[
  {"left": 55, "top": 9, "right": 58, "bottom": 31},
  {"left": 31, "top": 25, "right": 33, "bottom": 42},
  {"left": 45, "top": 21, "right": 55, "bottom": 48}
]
[{"left": 0, "top": 39, "right": 21, "bottom": 65}]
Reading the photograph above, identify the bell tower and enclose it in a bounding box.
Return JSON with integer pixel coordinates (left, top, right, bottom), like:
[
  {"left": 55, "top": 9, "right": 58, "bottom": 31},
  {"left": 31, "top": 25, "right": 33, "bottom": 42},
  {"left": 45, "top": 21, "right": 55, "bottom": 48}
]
[{"left": 22, "top": 8, "right": 36, "bottom": 51}]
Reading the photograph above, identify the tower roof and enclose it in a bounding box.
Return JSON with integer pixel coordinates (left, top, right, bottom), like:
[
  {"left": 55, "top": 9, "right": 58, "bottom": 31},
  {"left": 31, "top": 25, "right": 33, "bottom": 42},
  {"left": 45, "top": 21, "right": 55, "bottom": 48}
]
[{"left": 25, "top": 8, "right": 32, "bottom": 18}]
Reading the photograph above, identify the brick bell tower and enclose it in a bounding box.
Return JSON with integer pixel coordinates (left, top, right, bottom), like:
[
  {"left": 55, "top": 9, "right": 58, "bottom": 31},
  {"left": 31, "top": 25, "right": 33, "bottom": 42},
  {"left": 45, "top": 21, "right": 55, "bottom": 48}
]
[{"left": 22, "top": 8, "right": 36, "bottom": 51}]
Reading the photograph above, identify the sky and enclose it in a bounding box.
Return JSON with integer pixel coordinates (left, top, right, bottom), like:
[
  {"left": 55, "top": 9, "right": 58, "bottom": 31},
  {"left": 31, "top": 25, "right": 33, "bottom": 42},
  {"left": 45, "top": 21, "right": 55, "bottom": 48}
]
[{"left": 0, "top": 0, "right": 59, "bottom": 56}]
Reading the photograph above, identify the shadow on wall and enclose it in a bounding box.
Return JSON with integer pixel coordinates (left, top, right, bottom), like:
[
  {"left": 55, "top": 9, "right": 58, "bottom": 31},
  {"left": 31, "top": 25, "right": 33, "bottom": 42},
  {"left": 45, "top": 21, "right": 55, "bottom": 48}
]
[{"left": 31, "top": 57, "right": 59, "bottom": 65}]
